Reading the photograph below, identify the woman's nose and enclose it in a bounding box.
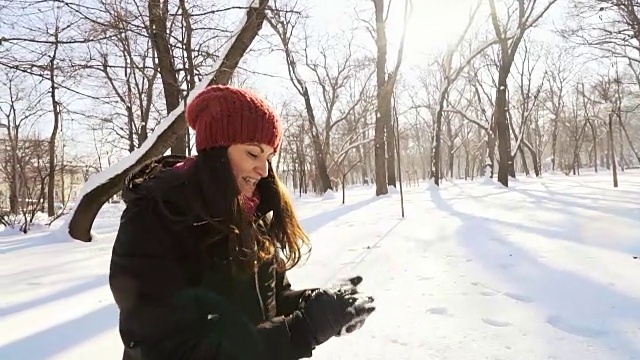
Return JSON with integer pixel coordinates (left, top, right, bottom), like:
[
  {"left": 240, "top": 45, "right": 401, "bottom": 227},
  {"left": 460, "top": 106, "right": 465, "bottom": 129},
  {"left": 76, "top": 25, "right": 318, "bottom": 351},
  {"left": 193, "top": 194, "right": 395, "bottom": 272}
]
[{"left": 255, "top": 161, "right": 268, "bottom": 178}]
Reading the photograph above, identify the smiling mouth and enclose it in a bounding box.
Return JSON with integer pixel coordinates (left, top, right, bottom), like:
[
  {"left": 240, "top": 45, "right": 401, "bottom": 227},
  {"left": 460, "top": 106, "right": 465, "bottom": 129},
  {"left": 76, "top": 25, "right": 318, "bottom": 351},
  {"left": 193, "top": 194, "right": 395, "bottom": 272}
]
[{"left": 242, "top": 176, "right": 258, "bottom": 187}]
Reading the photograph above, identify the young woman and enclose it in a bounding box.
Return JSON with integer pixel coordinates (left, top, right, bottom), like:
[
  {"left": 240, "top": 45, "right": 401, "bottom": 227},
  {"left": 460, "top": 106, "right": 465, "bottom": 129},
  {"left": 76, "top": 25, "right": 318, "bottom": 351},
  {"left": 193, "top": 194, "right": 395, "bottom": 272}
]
[{"left": 109, "top": 85, "right": 376, "bottom": 360}]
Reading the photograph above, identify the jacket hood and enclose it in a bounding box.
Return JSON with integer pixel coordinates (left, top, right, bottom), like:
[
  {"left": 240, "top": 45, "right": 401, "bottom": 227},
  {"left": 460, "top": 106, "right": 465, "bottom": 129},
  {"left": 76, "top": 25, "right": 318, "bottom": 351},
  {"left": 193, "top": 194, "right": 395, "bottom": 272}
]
[{"left": 122, "top": 155, "right": 191, "bottom": 205}]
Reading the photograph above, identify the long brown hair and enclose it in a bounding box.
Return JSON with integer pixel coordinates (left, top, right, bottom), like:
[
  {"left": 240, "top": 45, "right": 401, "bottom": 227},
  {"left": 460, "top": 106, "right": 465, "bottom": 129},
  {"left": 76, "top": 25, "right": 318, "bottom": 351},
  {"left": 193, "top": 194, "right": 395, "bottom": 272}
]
[{"left": 184, "top": 147, "right": 311, "bottom": 275}]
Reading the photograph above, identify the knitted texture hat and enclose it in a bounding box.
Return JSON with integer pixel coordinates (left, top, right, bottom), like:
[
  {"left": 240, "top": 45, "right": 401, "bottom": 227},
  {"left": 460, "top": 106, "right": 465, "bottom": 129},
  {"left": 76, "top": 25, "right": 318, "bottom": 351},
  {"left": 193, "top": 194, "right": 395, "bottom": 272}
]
[{"left": 186, "top": 85, "right": 282, "bottom": 152}]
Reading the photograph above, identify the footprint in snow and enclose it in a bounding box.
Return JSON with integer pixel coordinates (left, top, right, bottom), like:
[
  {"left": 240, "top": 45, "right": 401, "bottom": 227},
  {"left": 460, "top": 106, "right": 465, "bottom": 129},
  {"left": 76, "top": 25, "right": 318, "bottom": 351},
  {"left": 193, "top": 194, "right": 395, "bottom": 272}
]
[
  {"left": 482, "top": 318, "right": 511, "bottom": 327},
  {"left": 389, "top": 338, "right": 409, "bottom": 347},
  {"left": 425, "top": 307, "right": 450, "bottom": 316},
  {"left": 546, "top": 315, "right": 607, "bottom": 338},
  {"left": 503, "top": 291, "right": 533, "bottom": 303},
  {"left": 480, "top": 290, "right": 498, "bottom": 297},
  {"left": 471, "top": 282, "right": 533, "bottom": 303},
  {"left": 417, "top": 275, "right": 433, "bottom": 281}
]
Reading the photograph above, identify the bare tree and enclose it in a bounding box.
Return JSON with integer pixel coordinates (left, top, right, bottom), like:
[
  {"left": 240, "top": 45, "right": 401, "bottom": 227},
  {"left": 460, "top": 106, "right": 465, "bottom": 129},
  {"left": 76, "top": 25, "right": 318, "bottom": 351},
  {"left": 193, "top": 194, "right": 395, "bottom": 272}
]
[
  {"left": 542, "top": 45, "right": 576, "bottom": 172},
  {"left": 45, "top": 12, "right": 67, "bottom": 218},
  {"left": 509, "top": 38, "right": 547, "bottom": 176},
  {"left": 68, "top": 1, "right": 270, "bottom": 241},
  {"left": 0, "top": 74, "right": 50, "bottom": 232},
  {"left": 585, "top": 72, "right": 622, "bottom": 186},
  {"left": 488, "top": 0, "right": 559, "bottom": 186},
  {"left": 266, "top": 4, "right": 334, "bottom": 193},
  {"left": 404, "top": 80, "right": 434, "bottom": 181},
  {"left": 563, "top": 1, "right": 640, "bottom": 66},
  {"left": 147, "top": 0, "right": 184, "bottom": 154},
  {"left": 88, "top": 0, "right": 160, "bottom": 153},
  {"left": 11, "top": 138, "right": 50, "bottom": 233},
  {"left": 367, "top": 0, "right": 411, "bottom": 195},
  {"left": 425, "top": 0, "right": 501, "bottom": 185},
  {"left": 562, "top": 83, "right": 590, "bottom": 174},
  {"left": 0, "top": 1, "right": 89, "bottom": 217},
  {"left": 0, "top": 69, "right": 48, "bottom": 214},
  {"left": 578, "top": 82, "right": 600, "bottom": 172}
]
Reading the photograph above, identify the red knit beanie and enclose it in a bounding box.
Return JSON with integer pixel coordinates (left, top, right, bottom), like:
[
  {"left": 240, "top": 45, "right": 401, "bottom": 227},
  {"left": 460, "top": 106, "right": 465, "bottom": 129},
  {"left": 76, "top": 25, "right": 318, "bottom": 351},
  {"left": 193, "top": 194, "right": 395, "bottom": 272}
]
[{"left": 186, "top": 85, "right": 283, "bottom": 152}]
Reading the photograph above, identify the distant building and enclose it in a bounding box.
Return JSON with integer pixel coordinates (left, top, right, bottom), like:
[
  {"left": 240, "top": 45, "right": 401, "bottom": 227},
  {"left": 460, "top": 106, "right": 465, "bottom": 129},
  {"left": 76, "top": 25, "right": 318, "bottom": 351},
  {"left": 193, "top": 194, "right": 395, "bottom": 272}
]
[{"left": 0, "top": 137, "right": 88, "bottom": 212}]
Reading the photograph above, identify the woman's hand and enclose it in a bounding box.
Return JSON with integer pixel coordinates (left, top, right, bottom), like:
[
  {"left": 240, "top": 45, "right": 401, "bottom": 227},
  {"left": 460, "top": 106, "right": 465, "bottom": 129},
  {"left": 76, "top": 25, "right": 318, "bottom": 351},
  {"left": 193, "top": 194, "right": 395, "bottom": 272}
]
[{"left": 289, "top": 276, "right": 376, "bottom": 347}]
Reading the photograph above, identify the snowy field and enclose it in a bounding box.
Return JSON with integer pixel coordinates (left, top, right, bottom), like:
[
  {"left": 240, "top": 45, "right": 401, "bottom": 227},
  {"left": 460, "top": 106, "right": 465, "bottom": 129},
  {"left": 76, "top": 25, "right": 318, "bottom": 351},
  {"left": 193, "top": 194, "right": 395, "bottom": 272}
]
[{"left": 1, "top": 170, "right": 639, "bottom": 360}]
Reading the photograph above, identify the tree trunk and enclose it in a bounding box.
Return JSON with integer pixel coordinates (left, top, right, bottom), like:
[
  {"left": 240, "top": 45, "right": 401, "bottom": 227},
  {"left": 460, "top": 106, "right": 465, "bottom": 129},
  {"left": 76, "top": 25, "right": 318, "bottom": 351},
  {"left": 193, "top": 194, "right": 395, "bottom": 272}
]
[
  {"left": 47, "top": 33, "right": 60, "bottom": 217},
  {"left": 265, "top": 12, "right": 332, "bottom": 193},
  {"left": 6, "top": 125, "right": 18, "bottom": 213},
  {"left": 357, "top": 122, "right": 368, "bottom": 184},
  {"left": 127, "top": 108, "right": 136, "bottom": 152},
  {"left": 484, "top": 131, "right": 496, "bottom": 178},
  {"left": 385, "top": 112, "right": 396, "bottom": 187},
  {"left": 300, "top": 89, "right": 332, "bottom": 193},
  {"left": 619, "top": 114, "right": 640, "bottom": 164},
  {"left": 551, "top": 117, "right": 559, "bottom": 171},
  {"left": 432, "top": 92, "right": 446, "bottom": 185},
  {"left": 372, "top": 0, "right": 409, "bottom": 191},
  {"left": 68, "top": 2, "right": 269, "bottom": 241},
  {"left": 588, "top": 119, "right": 598, "bottom": 173},
  {"left": 495, "top": 73, "right": 510, "bottom": 186},
  {"left": 386, "top": 74, "right": 400, "bottom": 188},
  {"left": 374, "top": 112, "right": 387, "bottom": 195},
  {"left": 518, "top": 146, "right": 529, "bottom": 176},
  {"left": 465, "top": 147, "right": 470, "bottom": 180},
  {"left": 373, "top": 0, "right": 388, "bottom": 196},
  {"left": 149, "top": 0, "right": 186, "bottom": 155},
  {"left": 605, "top": 134, "right": 611, "bottom": 169},
  {"left": 446, "top": 117, "right": 454, "bottom": 178},
  {"left": 521, "top": 139, "right": 539, "bottom": 177},
  {"left": 415, "top": 127, "right": 428, "bottom": 180},
  {"left": 617, "top": 115, "right": 624, "bottom": 171},
  {"left": 608, "top": 112, "right": 618, "bottom": 187}
]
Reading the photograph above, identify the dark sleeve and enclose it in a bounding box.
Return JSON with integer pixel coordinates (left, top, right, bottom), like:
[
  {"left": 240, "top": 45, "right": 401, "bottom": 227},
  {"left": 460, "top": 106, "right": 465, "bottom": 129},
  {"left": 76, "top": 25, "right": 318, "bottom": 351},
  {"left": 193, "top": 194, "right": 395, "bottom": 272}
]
[
  {"left": 256, "top": 314, "right": 314, "bottom": 359},
  {"left": 275, "top": 268, "right": 315, "bottom": 317},
  {"left": 109, "top": 200, "right": 308, "bottom": 360}
]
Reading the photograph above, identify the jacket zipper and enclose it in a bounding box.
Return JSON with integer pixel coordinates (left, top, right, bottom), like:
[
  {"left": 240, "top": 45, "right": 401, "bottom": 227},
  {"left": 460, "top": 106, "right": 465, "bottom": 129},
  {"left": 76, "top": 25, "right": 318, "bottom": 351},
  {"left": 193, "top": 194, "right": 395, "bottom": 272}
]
[
  {"left": 253, "top": 214, "right": 272, "bottom": 322},
  {"left": 254, "top": 260, "right": 267, "bottom": 321}
]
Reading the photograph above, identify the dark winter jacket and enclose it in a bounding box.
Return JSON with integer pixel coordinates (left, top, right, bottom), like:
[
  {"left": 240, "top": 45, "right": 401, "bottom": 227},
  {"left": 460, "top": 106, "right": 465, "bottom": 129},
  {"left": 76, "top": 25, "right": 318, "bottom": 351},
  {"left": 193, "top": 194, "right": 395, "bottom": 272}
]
[{"left": 109, "top": 155, "right": 314, "bottom": 360}]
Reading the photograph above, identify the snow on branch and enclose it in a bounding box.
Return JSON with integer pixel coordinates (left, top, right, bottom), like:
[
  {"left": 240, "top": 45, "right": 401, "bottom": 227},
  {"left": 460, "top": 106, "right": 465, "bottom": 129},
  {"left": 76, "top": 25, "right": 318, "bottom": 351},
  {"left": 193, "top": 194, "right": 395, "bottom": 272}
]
[
  {"left": 65, "top": 0, "right": 270, "bottom": 242},
  {"left": 74, "top": 0, "right": 259, "bottom": 201}
]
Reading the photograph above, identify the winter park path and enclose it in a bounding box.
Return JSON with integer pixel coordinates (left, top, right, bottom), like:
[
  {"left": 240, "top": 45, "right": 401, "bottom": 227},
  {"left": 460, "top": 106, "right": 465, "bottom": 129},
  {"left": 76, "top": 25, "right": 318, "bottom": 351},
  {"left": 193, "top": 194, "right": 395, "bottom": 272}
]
[{"left": 1, "top": 171, "right": 640, "bottom": 359}]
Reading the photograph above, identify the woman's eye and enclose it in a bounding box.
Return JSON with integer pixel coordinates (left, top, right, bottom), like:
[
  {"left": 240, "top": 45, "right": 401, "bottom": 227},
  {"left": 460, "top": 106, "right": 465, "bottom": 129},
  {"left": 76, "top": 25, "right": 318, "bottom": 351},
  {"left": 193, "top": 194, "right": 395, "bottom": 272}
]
[{"left": 247, "top": 152, "right": 258, "bottom": 159}]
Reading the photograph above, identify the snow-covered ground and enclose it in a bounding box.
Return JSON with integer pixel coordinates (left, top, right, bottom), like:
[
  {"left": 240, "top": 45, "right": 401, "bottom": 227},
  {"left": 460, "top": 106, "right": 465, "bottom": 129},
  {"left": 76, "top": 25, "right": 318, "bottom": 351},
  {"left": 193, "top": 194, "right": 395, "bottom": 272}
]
[{"left": 1, "top": 170, "right": 639, "bottom": 360}]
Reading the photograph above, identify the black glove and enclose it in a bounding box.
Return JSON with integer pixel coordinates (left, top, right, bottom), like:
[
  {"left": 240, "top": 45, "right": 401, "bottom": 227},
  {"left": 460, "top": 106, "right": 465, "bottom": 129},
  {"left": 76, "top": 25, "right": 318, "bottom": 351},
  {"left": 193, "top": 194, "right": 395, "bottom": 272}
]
[
  {"left": 287, "top": 276, "right": 376, "bottom": 349},
  {"left": 332, "top": 276, "right": 376, "bottom": 337}
]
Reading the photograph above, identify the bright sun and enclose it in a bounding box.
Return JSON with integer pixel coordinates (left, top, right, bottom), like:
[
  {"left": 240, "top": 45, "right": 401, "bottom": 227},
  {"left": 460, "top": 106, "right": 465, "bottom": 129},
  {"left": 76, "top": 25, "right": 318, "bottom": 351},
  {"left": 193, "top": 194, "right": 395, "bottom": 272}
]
[{"left": 388, "top": 0, "right": 481, "bottom": 64}]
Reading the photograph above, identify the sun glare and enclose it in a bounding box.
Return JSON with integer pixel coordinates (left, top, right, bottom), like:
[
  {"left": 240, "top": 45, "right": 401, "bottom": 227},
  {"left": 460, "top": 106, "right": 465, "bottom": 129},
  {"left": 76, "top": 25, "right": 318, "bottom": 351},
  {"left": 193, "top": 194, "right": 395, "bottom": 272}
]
[{"left": 389, "top": 0, "right": 480, "bottom": 63}]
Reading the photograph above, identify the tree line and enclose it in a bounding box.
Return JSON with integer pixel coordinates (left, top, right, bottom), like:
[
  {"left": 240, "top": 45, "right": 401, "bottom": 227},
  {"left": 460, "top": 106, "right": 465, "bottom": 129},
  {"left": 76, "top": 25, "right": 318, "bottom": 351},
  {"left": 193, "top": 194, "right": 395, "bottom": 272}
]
[{"left": 0, "top": 0, "right": 639, "bottom": 236}]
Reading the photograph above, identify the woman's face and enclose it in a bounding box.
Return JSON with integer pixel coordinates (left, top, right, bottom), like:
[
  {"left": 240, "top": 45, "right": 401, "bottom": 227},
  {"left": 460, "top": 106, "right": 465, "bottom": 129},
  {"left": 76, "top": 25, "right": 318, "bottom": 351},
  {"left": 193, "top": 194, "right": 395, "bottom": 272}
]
[{"left": 227, "top": 143, "right": 275, "bottom": 196}]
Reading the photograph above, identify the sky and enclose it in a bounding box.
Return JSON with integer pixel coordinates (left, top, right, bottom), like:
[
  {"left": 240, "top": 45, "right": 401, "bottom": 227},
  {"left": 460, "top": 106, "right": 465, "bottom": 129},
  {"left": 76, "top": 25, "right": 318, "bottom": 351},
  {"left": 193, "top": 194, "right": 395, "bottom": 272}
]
[
  {"left": 0, "top": 0, "right": 571, "bottom": 164},
  {"left": 234, "top": 0, "right": 569, "bottom": 112}
]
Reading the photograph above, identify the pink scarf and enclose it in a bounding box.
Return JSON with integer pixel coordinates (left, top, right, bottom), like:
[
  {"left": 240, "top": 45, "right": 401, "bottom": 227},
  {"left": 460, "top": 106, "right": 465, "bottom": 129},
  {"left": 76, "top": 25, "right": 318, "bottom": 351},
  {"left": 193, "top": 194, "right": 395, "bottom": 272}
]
[
  {"left": 173, "top": 156, "right": 260, "bottom": 217},
  {"left": 240, "top": 192, "right": 260, "bottom": 217},
  {"left": 173, "top": 156, "right": 196, "bottom": 172}
]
